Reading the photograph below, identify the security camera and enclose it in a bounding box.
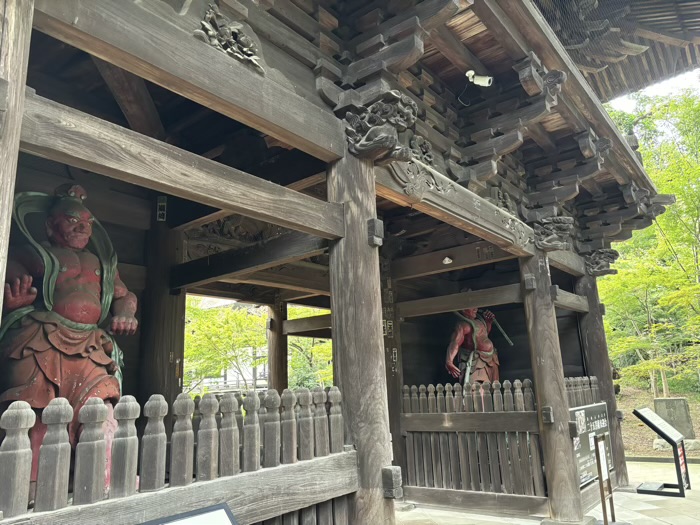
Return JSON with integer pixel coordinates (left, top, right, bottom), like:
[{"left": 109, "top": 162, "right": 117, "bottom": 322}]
[{"left": 466, "top": 70, "right": 493, "bottom": 87}]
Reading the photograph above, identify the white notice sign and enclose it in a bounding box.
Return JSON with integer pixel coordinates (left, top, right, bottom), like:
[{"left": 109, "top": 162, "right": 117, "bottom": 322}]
[
  {"left": 140, "top": 504, "right": 238, "bottom": 525},
  {"left": 598, "top": 440, "right": 609, "bottom": 481}
]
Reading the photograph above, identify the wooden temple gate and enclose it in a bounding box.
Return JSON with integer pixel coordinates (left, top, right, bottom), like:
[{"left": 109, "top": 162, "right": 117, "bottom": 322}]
[{"left": 0, "top": 0, "right": 689, "bottom": 523}]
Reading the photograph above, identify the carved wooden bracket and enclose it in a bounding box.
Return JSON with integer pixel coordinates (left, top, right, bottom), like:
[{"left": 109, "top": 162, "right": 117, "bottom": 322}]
[
  {"left": 584, "top": 249, "right": 620, "bottom": 277},
  {"left": 533, "top": 216, "right": 575, "bottom": 252},
  {"left": 385, "top": 159, "right": 455, "bottom": 204}
]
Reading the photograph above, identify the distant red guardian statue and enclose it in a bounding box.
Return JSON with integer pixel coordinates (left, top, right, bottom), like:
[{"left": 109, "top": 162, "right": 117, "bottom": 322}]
[
  {"left": 445, "top": 307, "right": 499, "bottom": 384},
  {"left": 0, "top": 184, "right": 137, "bottom": 483}
]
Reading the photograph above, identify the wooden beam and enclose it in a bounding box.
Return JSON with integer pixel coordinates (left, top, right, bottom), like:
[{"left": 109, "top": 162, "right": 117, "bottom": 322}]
[
  {"left": 170, "top": 232, "right": 327, "bottom": 290},
  {"left": 404, "top": 487, "right": 548, "bottom": 518},
  {"left": 282, "top": 314, "right": 332, "bottom": 335},
  {"left": 397, "top": 284, "right": 522, "bottom": 318},
  {"left": 375, "top": 162, "right": 534, "bottom": 256},
  {"left": 392, "top": 241, "right": 515, "bottom": 280},
  {"left": 520, "top": 252, "right": 582, "bottom": 522},
  {"left": 3, "top": 451, "right": 359, "bottom": 525},
  {"left": 499, "top": 0, "right": 656, "bottom": 194},
  {"left": 470, "top": 0, "right": 528, "bottom": 61},
  {"left": 623, "top": 23, "right": 698, "bottom": 48},
  {"left": 551, "top": 286, "right": 589, "bottom": 313},
  {"left": 230, "top": 264, "right": 330, "bottom": 296},
  {"left": 548, "top": 249, "right": 586, "bottom": 277},
  {"left": 401, "top": 412, "right": 539, "bottom": 433},
  {"left": 32, "top": 0, "right": 345, "bottom": 161},
  {"left": 429, "top": 25, "right": 489, "bottom": 75},
  {"left": 20, "top": 94, "right": 345, "bottom": 240},
  {"left": 91, "top": 57, "right": 166, "bottom": 139},
  {"left": 0, "top": 0, "right": 34, "bottom": 315}
]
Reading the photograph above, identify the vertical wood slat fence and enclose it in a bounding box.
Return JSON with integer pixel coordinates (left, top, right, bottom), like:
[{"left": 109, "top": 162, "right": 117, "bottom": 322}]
[
  {"left": 0, "top": 387, "right": 356, "bottom": 525},
  {"left": 400, "top": 379, "right": 547, "bottom": 514},
  {"left": 565, "top": 376, "right": 600, "bottom": 408}
]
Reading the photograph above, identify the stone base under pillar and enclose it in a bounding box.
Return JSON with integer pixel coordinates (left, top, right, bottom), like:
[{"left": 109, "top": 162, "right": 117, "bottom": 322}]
[
  {"left": 541, "top": 516, "right": 597, "bottom": 525},
  {"left": 653, "top": 438, "right": 700, "bottom": 451}
]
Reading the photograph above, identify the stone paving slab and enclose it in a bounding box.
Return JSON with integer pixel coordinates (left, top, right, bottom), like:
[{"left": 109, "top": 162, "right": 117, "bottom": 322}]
[{"left": 396, "top": 462, "right": 700, "bottom": 525}]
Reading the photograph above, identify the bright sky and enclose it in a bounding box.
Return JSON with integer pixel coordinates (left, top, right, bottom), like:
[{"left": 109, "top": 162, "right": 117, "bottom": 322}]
[{"left": 608, "top": 69, "right": 700, "bottom": 112}]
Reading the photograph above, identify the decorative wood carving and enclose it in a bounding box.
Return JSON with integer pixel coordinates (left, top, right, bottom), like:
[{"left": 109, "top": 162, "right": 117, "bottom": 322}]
[
  {"left": 345, "top": 90, "right": 432, "bottom": 166},
  {"left": 534, "top": 216, "right": 575, "bottom": 252},
  {"left": 585, "top": 249, "right": 620, "bottom": 276},
  {"left": 386, "top": 160, "right": 455, "bottom": 203},
  {"left": 194, "top": 4, "right": 264, "bottom": 73}
]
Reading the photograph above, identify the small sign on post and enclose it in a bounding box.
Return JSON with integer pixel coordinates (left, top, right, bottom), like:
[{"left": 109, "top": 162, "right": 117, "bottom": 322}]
[
  {"left": 569, "top": 402, "right": 613, "bottom": 487},
  {"left": 594, "top": 434, "right": 620, "bottom": 525},
  {"left": 633, "top": 407, "right": 692, "bottom": 498},
  {"left": 140, "top": 504, "right": 239, "bottom": 525}
]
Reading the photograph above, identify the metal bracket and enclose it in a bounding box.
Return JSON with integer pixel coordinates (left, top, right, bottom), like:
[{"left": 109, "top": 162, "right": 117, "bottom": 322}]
[
  {"left": 542, "top": 406, "right": 554, "bottom": 424},
  {"left": 368, "top": 218, "right": 384, "bottom": 247},
  {"left": 569, "top": 420, "right": 579, "bottom": 438},
  {"left": 156, "top": 195, "right": 167, "bottom": 222}
]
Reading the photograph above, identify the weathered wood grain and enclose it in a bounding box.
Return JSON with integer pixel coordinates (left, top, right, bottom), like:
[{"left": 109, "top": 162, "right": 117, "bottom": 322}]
[
  {"left": 328, "top": 153, "right": 395, "bottom": 524},
  {"left": 110, "top": 396, "right": 141, "bottom": 499},
  {"left": 524, "top": 380, "right": 546, "bottom": 497},
  {"left": 0, "top": 0, "right": 33, "bottom": 314},
  {"left": 171, "top": 393, "right": 196, "bottom": 486},
  {"left": 20, "top": 94, "right": 344, "bottom": 239},
  {"left": 520, "top": 252, "right": 582, "bottom": 521},
  {"left": 551, "top": 286, "right": 590, "bottom": 313},
  {"left": 392, "top": 241, "right": 514, "bottom": 281},
  {"left": 0, "top": 401, "right": 35, "bottom": 518},
  {"left": 32, "top": 0, "right": 345, "bottom": 161},
  {"left": 400, "top": 412, "right": 539, "bottom": 434},
  {"left": 492, "top": 381, "right": 513, "bottom": 494},
  {"left": 403, "top": 487, "right": 549, "bottom": 517},
  {"left": 282, "top": 314, "right": 332, "bottom": 335},
  {"left": 73, "top": 398, "right": 108, "bottom": 505},
  {"left": 576, "top": 275, "right": 629, "bottom": 486},
  {"left": 171, "top": 232, "right": 327, "bottom": 289},
  {"left": 35, "top": 399, "right": 73, "bottom": 511},
  {"left": 140, "top": 395, "right": 169, "bottom": 492},
  {"left": 397, "top": 284, "right": 522, "bottom": 318},
  {"left": 1, "top": 452, "right": 359, "bottom": 525}
]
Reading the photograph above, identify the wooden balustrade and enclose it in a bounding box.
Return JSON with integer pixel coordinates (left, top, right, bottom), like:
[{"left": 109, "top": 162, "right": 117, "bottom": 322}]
[
  {"left": 400, "top": 379, "right": 547, "bottom": 515},
  {"left": 0, "top": 387, "right": 356, "bottom": 525},
  {"left": 565, "top": 376, "right": 601, "bottom": 408}
]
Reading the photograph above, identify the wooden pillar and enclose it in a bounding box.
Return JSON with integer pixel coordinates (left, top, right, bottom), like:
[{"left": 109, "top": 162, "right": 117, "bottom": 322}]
[
  {"left": 520, "top": 252, "right": 585, "bottom": 524},
  {"left": 139, "top": 209, "right": 186, "bottom": 430},
  {"left": 0, "top": 0, "right": 34, "bottom": 315},
  {"left": 328, "top": 154, "right": 395, "bottom": 524},
  {"left": 380, "top": 256, "right": 405, "bottom": 476},
  {"left": 575, "top": 275, "right": 628, "bottom": 487},
  {"left": 267, "top": 297, "right": 288, "bottom": 391}
]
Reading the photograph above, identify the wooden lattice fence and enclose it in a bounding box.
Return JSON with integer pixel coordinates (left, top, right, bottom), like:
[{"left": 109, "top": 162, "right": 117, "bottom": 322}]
[
  {"left": 400, "top": 380, "right": 548, "bottom": 516},
  {"left": 0, "top": 387, "right": 356, "bottom": 525}
]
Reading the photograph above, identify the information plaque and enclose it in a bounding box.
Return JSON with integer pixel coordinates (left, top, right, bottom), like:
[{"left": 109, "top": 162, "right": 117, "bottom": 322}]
[
  {"left": 569, "top": 401, "right": 613, "bottom": 487},
  {"left": 633, "top": 407, "right": 691, "bottom": 497},
  {"left": 140, "top": 504, "right": 239, "bottom": 525}
]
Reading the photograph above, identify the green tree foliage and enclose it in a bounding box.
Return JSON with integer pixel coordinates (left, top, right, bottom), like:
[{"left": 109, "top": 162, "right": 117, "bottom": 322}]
[
  {"left": 183, "top": 299, "right": 334, "bottom": 392},
  {"left": 184, "top": 297, "right": 267, "bottom": 393},
  {"left": 601, "top": 91, "right": 700, "bottom": 392}
]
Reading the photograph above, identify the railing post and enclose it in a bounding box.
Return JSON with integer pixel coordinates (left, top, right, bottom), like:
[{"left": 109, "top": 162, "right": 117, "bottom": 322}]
[
  {"left": 171, "top": 393, "right": 195, "bottom": 486},
  {"left": 74, "top": 398, "right": 108, "bottom": 505},
  {"left": 140, "top": 394, "right": 168, "bottom": 492},
  {"left": 219, "top": 393, "right": 240, "bottom": 477},
  {"left": 110, "top": 395, "right": 140, "bottom": 498},
  {"left": 264, "top": 390, "right": 281, "bottom": 469},
  {"left": 35, "top": 398, "right": 73, "bottom": 512},
  {"left": 0, "top": 401, "right": 35, "bottom": 517},
  {"left": 197, "top": 393, "right": 219, "bottom": 481},
  {"left": 243, "top": 391, "right": 261, "bottom": 472}
]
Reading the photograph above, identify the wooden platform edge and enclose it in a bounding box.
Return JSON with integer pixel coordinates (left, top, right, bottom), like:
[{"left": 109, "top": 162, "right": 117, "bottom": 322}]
[
  {"left": 0, "top": 451, "right": 358, "bottom": 525},
  {"left": 403, "top": 486, "right": 550, "bottom": 517},
  {"left": 400, "top": 412, "right": 539, "bottom": 433}
]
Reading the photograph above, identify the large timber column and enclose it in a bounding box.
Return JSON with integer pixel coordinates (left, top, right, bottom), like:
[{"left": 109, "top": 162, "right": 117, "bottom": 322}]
[
  {"left": 520, "top": 252, "right": 587, "bottom": 524},
  {"left": 0, "top": 0, "right": 34, "bottom": 314},
  {"left": 267, "top": 296, "right": 288, "bottom": 391},
  {"left": 328, "top": 153, "right": 395, "bottom": 524},
  {"left": 139, "top": 209, "right": 186, "bottom": 429},
  {"left": 380, "top": 256, "right": 406, "bottom": 475},
  {"left": 576, "top": 275, "right": 628, "bottom": 486}
]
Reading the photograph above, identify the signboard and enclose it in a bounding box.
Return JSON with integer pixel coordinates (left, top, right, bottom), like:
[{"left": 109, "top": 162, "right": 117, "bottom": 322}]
[
  {"left": 633, "top": 408, "right": 691, "bottom": 497},
  {"left": 140, "top": 504, "right": 238, "bottom": 525},
  {"left": 569, "top": 402, "right": 613, "bottom": 487}
]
